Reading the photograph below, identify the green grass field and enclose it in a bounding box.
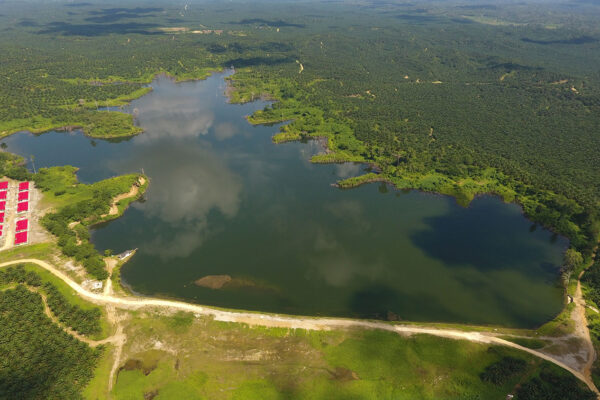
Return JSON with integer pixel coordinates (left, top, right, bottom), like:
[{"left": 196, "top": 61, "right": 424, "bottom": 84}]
[{"left": 100, "top": 311, "right": 585, "bottom": 400}]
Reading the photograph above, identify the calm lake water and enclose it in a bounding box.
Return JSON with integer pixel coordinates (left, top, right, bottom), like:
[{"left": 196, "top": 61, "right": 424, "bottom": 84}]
[{"left": 2, "top": 72, "right": 567, "bottom": 327}]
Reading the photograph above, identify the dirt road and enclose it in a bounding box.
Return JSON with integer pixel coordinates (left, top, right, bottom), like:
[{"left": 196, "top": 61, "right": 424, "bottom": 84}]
[
  {"left": 1, "top": 258, "right": 598, "bottom": 395},
  {"left": 103, "top": 177, "right": 145, "bottom": 217},
  {"left": 576, "top": 270, "right": 598, "bottom": 382}
]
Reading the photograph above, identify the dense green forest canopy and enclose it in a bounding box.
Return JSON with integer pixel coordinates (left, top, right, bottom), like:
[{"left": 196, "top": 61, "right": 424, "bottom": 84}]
[
  {"left": 0, "top": 266, "right": 101, "bottom": 399},
  {"left": 0, "top": 0, "right": 599, "bottom": 256}
]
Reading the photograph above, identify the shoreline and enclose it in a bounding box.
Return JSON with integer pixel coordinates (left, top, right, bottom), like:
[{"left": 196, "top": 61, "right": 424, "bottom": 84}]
[
  {"left": 228, "top": 76, "right": 572, "bottom": 250},
  {"left": 6, "top": 69, "right": 580, "bottom": 354},
  {"left": 1, "top": 257, "right": 597, "bottom": 394},
  {"left": 0, "top": 70, "right": 596, "bottom": 393},
  {"left": 0, "top": 68, "right": 223, "bottom": 142}
]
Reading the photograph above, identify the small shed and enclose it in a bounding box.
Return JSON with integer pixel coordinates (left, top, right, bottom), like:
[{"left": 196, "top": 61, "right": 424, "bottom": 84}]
[
  {"left": 17, "top": 202, "right": 28, "bottom": 213},
  {"left": 16, "top": 219, "right": 28, "bottom": 232},
  {"left": 14, "top": 231, "right": 28, "bottom": 245},
  {"left": 18, "top": 181, "right": 30, "bottom": 192},
  {"left": 91, "top": 281, "right": 103, "bottom": 290},
  {"left": 118, "top": 250, "right": 133, "bottom": 260}
]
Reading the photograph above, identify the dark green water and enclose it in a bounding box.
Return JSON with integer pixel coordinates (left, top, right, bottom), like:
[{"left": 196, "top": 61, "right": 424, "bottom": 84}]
[{"left": 2, "top": 72, "right": 567, "bottom": 327}]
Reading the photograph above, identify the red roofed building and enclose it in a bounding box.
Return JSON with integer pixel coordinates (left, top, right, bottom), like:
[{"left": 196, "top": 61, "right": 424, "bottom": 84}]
[
  {"left": 16, "top": 219, "right": 28, "bottom": 232},
  {"left": 18, "top": 182, "right": 30, "bottom": 192},
  {"left": 0, "top": 181, "right": 8, "bottom": 190},
  {"left": 18, "top": 191, "right": 28, "bottom": 202},
  {"left": 14, "top": 231, "right": 28, "bottom": 245},
  {"left": 17, "top": 202, "right": 28, "bottom": 213},
  {"left": 0, "top": 201, "right": 5, "bottom": 211},
  {"left": 0, "top": 192, "right": 7, "bottom": 200},
  {"left": 0, "top": 213, "right": 4, "bottom": 223}
]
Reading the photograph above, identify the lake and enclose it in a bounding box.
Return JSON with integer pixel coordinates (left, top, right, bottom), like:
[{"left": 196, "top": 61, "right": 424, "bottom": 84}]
[{"left": 1, "top": 71, "right": 567, "bottom": 327}]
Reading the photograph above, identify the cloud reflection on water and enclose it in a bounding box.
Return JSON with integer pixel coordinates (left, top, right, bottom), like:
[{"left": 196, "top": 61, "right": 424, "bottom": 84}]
[
  {"left": 133, "top": 144, "right": 242, "bottom": 258},
  {"left": 118, "top": 77, "right": 246, "bottom": 258},
  {"left": 333, "top": 163, "right": 362, "bottom": 179},
  {"left": 134, "top": 95, "right": 215, "bottom": 142},
  {"left": 214, "top": 122, "right": 239, "bottom": 141}
]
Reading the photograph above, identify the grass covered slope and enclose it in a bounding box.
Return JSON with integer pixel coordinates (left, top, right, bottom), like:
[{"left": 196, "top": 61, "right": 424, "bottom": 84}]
[{"left": 103, "top": 311, "right": 593, "bottom": 400}]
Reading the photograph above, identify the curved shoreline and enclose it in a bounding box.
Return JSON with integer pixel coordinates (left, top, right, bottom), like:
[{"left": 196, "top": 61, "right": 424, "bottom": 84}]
[
  {"left": 0, "top": 69, "right": 222, "bottom": 142},
  {"left": 6, "top": 70, "right": 594, "bottom": 394},
  {"left": 0, "top": 257, "right": 597, "bottom": 395},
  {"left": 5, "top": 71, "right": 571, "bottom": 329}
]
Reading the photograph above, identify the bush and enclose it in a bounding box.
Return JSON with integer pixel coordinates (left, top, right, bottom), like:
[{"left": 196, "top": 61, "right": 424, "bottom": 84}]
[
  {"left": 515, "top": 365, "right": 595, "bottom": 400},
  {"left": 480, "top": 356, "right": 527, "bottom": 385}
]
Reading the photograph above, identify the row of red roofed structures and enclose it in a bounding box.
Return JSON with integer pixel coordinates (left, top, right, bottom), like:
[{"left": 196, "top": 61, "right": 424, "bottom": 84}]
[{"left": 0, "top": 180, "right": 30, "bottom": 245}]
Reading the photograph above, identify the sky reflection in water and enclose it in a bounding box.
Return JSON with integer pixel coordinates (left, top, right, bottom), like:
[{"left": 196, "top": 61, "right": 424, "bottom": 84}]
[{"left": 1, "top": 72, "right": 568, "bottom": 327}]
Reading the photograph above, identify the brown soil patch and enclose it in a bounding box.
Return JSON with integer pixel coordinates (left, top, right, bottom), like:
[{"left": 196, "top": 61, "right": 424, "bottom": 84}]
[
  {"left": 119, "top": 358, "right": 156, "bottom": 376},
  {"left": 195, "top": 275, "right": 280, "bottom": 293},
  {"left": 104, "top": 176, "right": 145, "bottom": 217},
  {"left": 195, "top": 275, "right": 232, "bottom": 289},
  {"left": 144, "top": 390, "right": 159, "bottom": 400},
  {"left": 330, "top": 367, "right": 360, "bottom": 381},
  {"left": 159, "top": 27, "right": 189, "bottom": 33}
]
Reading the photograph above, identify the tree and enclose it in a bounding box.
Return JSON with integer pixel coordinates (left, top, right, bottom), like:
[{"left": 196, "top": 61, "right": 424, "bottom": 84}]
[{"left": 564, "top": 248, "right": 584, "bottom": 272}]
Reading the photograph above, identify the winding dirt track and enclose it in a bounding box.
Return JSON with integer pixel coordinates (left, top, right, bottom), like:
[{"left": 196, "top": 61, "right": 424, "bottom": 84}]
[
  {"left": 577, "top": 271, "right": 598, "bottom": 382},
  {"left": 102, "top": 177, "right": 145, "bottom": 218},
  {"left": 1, "top": 258, "right": 598, "bottom": 396}
]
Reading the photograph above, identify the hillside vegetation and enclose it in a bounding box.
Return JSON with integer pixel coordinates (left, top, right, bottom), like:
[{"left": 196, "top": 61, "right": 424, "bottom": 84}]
[{"left": 104, "top": 310, "right": 593, "bottom": 399}]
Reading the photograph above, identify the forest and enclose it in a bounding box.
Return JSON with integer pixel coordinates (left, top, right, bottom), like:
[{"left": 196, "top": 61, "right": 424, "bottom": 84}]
[
  {"left": 1, "top": 0, "right": 598, "bottom": 261},
  {"left": 0, "top": 2, "right": 599, "bottom": 266},
  {"left": 0, "top": 266, "right": 101, "bottom": 399}
]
